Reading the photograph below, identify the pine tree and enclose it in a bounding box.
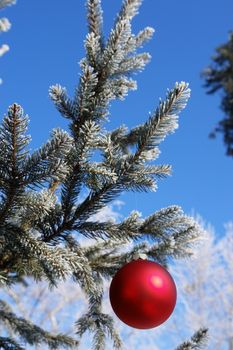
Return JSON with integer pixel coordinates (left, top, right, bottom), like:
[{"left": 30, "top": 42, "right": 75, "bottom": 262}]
[
  {"left": 0, "top": 0, "right": 208, "bottom": 349},
  {"left": 202, "top": 31, "right": 233, "bottom": 157}
]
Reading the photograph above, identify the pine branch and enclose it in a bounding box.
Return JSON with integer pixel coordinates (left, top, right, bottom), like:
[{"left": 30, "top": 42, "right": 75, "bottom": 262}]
[
  {"left": 119, "top": 163, "right": 171, "bottom": 192},
  {"left": 83, "top": 163, "right": 118, "bottom": 192},
  {"left": 50, "top": 0, "right": 153, "bottom": 150},
  {"left": 90, "top": 130, "right": 171, "bottom": 200},
  {"left": 175, "top": 328, "right": 208, "bottom": 350},
  {"left": 85, "top": 32, "right": 103, "bottom": 69},
  {"left": 121, "top": 169, "right": 157, "bottom": 192},
  {"left": 116, "top": 0, "right": 142, "bottom": 22},
  {"left": 49, "top": 85, "right": 74, "bottom": 119},
  {"left": 86, "top": 239, "right": 149, "bottom": 279},
  {"left": 6, "top": 232, "right": 73, "bottom": 284},
  {"left": 0, "top": 0, "right": 16, "bottom": 10},
  {"left": 0, "top": 337, "right": 24, "bottom": 350},
  {"left": 0, "top": 270, "right": 26, "bottom": 287},
  {"left": 0, "top": 186, "right": 21, "bottom": 225},
  {"left": 87, "top": 83, "right": 190, "bottom": 198},
  {"left": 134, "top": 26, "right": 155, "bottom": 48},
  {"left": 141, "top": 205, "right": 185, "bottom": 231},
  {"left": 119, "top": 26, "right": 155, "bottom": 57},
  {"left": 75, "top": 261, "right": 123, "bottom": 350},
  {"left": 81, "top": 237, "right": 128, "bottom": 258},
  {"left": 0, "top": 104, "right": 29, "bottom": 223},
  {"left": 69, "top": 182, "right": 122, "bottom": 226},
  {"left": 76, "top": 311, "right": 122, "bottom": 350},
  {"left": 54, "top": 135, "right": 174, "bottom": 240},
  {"left": 0, "top": 43, "right": 9, "bottom": 58},
  {"left": 142, "top": 164, "right": 172, "bottom": 176},
  {"left": 0, "top": 17, "right": 11, "bottom": 33},
  {"left": 77, "top": 119, "right": 101, "bottom": 162},
  {"left": 71, "top": 25, "right": 139, "bottom": 130},
  {"left": 0, "top": 301, "right": 79, "bottom": 349},
  {"left": 117, "top": 124, "right": 144, "bottom": 147},
  {"left": 74, "top": 221, "right": 132, "bottom": 240},
  {"left": 101, "top": 19, "right": 131, "bottom": 75},
  {"left": 105, "top": 124, "right": 152, "bottom": 158},
  {"left": 98, "top": 131, "right": 170, "bottom": 194},
  {"left": 4, "top": 223, "right": 101, "bottom": 297},
  {"left": 69, "top": 2, "right": 148, "bottom": 128},
  {"left": 9, "top": 189, "right": 57, "bottom": 229},
  {"left": 36, "top": 203, "right": 65, "bottom": 243},
  {"left": 113, "top": 52, "right": 151, "bottom": 75},
  {"left": 74, "top": 206, "right": 202, "bottom": 272},
  {"left": 144, "top": 223, "right": 199, "bottom": 267},
  {"left": 42, "top": 122, "right": 103, "bottom": 243},
  {"left": 22, "top": 127, "right": 73, "bottom": 188},
  {"left": 76, "top": 2, "right": 151, "bottom": 121},
  {"left": 73, "top": 62, "right": 99, "bottom": 125},
  {"left": 138, "top": 206, "right": 203, "bottom": 262},
  {"left": 48, "top": 179, "right": 60, "bottom": 193},
  {"left": 60, "top": 164, "right": 83, "bottom": 227},
  {"left": 105, "top": 76, "right": 137, "bottom": 99},
  {"left": 0, "top": 104, "right": 31, "bottom": 174},
  {"left": 59, "top": 121, "right": 100, "bottom": 229},
  {"left": 99, "top": 134, "right": 125, "bottom": 174},
  {"left": 86, "top": 0, "right": 104, "bottom": 51},
  {"left": 87, "top": 0, "right": 103, "bottom": 38},
  {"left": 133, "top": 81, "right": 190, "bottom": 162},
  {"left": 4, "top": 225, "right": 71, "bottom": 282}
]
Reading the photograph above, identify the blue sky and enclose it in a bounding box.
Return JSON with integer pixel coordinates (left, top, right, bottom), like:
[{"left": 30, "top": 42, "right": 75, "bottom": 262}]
[{"left": 0, "top": 0, "right": 232, "bottom": 240}]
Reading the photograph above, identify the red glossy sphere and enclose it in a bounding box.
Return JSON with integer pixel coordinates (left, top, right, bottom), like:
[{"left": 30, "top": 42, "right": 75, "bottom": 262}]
[{"left": 109, "top": 259, "right": 177, "bottom": 329}]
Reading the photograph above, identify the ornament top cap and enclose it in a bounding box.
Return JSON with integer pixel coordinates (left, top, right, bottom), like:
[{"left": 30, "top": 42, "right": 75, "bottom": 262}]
[{"left": 132, "top": 252, "right": 147, "bottom": 260}]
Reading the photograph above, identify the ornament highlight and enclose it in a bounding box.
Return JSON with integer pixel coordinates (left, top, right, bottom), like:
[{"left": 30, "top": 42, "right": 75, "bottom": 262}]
[{"left": 109, "top": 259, "right": 177, "bottom": 329}]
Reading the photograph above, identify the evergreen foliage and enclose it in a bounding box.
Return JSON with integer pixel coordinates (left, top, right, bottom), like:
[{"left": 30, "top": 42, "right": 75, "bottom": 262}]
[
  {"left": 175, "top": 328, "right": 208, "bottom": 350},
  {"left": 202, "top": 31, "right": 233, "bottom": 156},
  {"left": 0, "top": 0, "right": 208, "bottom": 348}
]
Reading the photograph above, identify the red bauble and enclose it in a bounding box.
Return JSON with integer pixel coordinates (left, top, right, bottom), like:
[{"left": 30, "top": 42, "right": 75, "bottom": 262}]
[{"left": 109, "top": 259, "right": 177, "bottom": 329}]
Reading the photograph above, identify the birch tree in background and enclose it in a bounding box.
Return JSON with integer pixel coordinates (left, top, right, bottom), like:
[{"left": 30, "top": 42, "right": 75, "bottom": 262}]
[
  {"left": 0, "top": 0, "right": 16, "bottom": 84},
  {"left": 0, "top": 0, "right": 208, "bottom": 349},
  {"left": 159, "top": 217, "right": 233, "bottom": 350}
]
